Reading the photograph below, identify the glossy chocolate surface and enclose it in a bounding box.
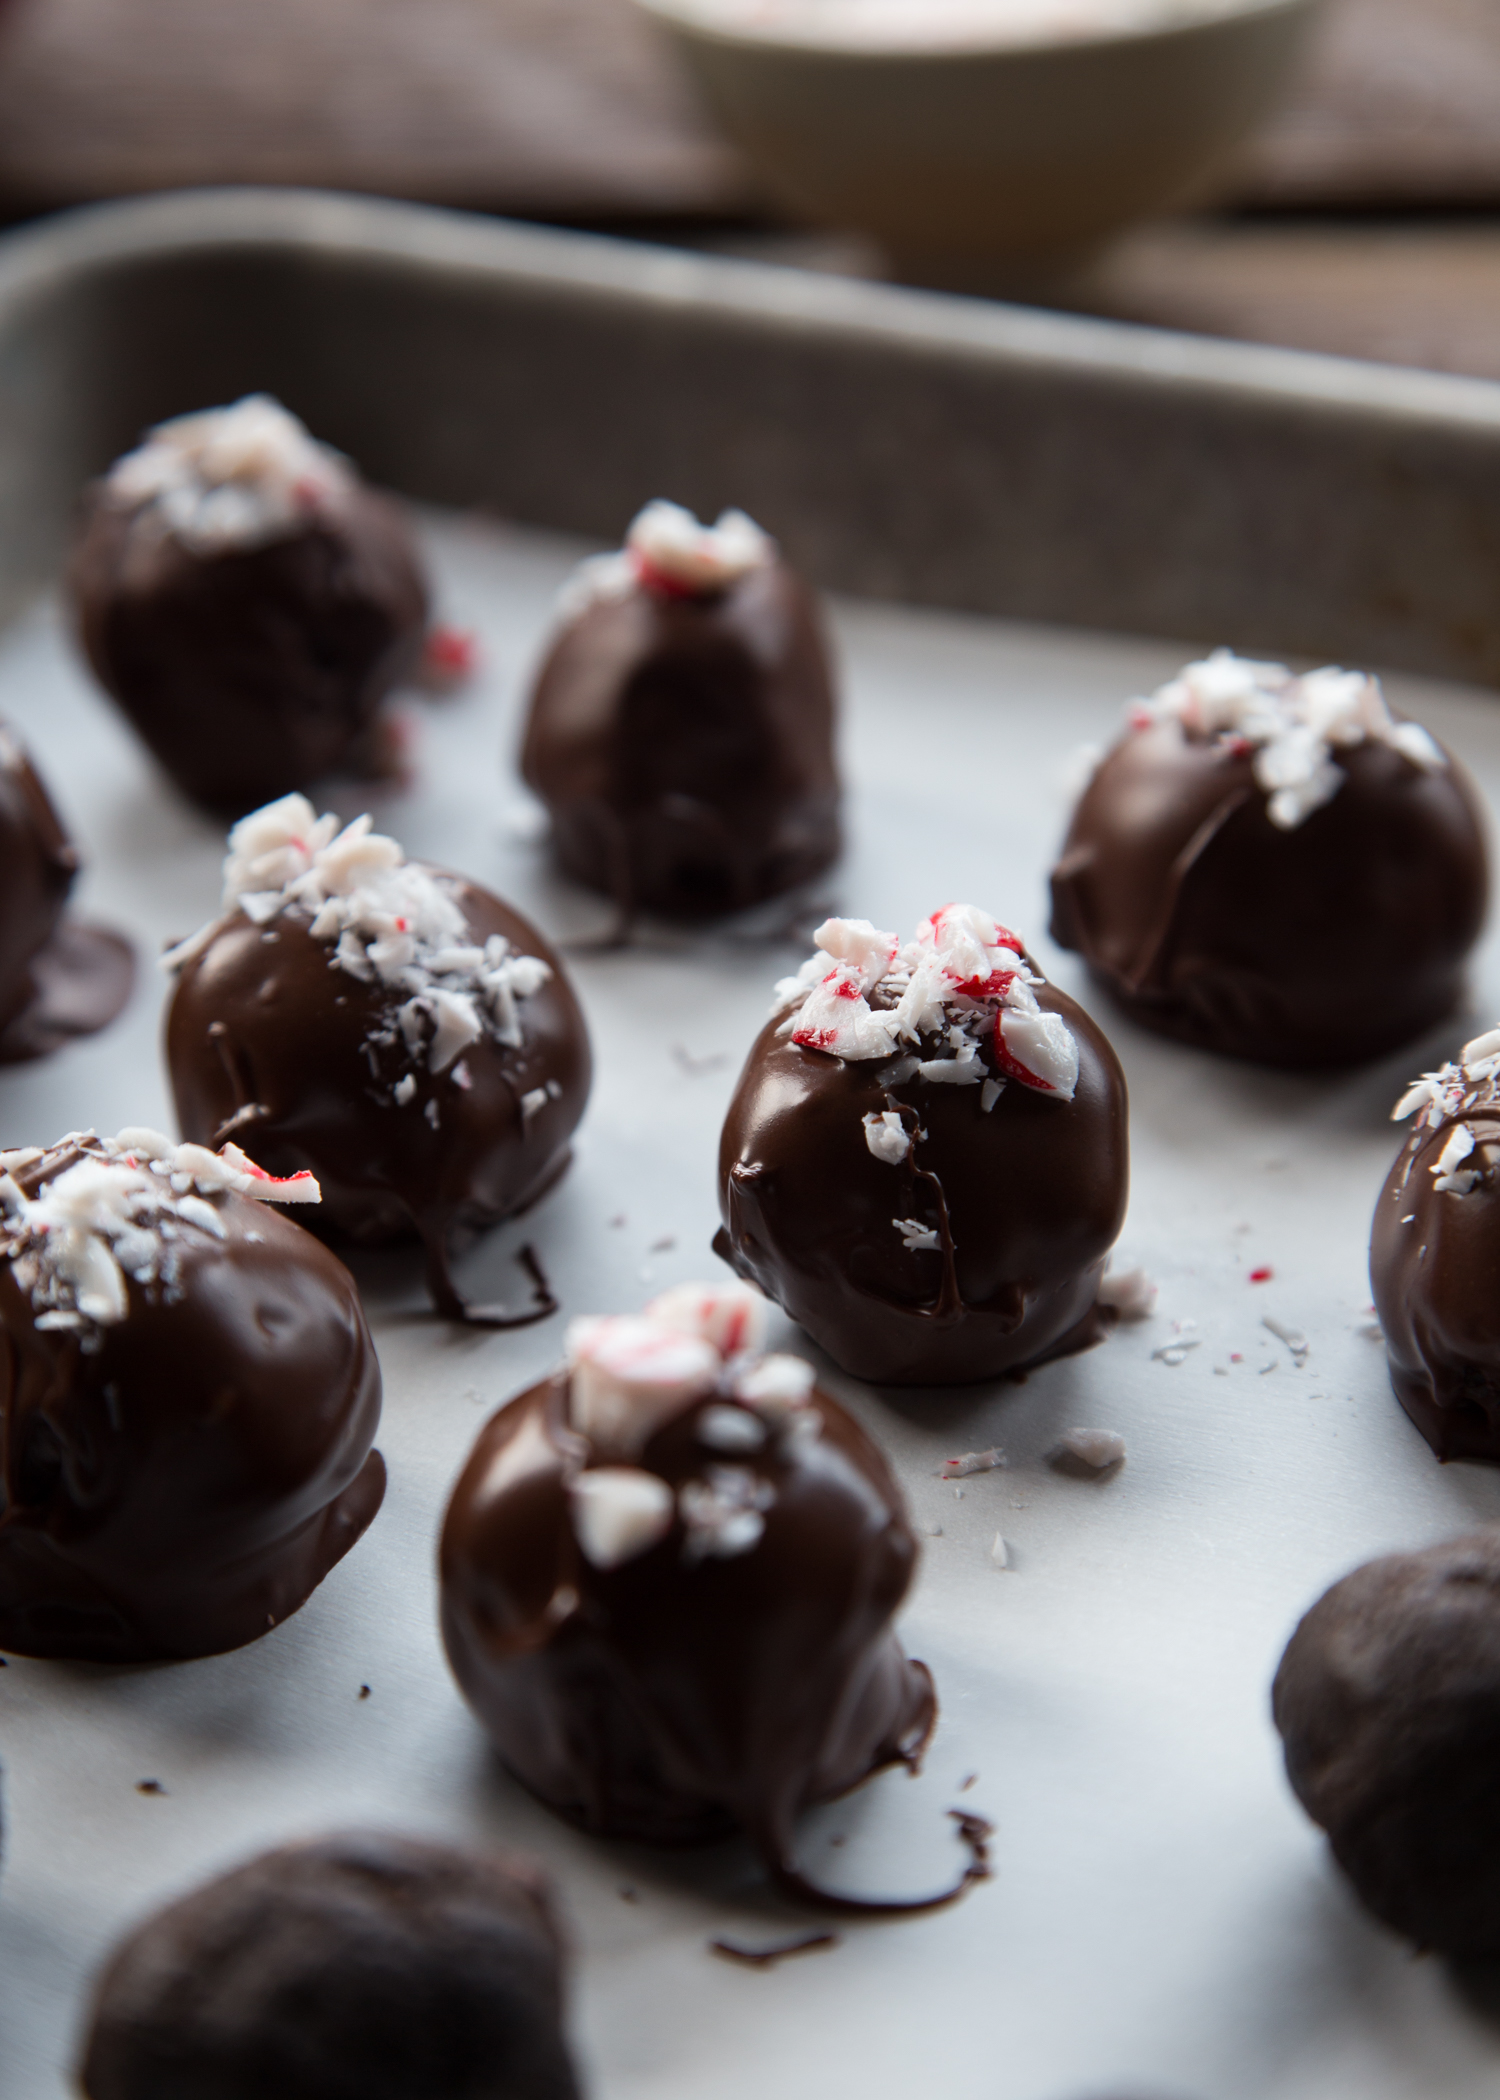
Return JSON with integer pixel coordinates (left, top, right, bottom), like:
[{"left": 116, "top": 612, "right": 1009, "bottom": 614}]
[
  {"left": 715, "top": 972, "right": 1128, "bottom": 1386},
  {"left": 69, "top": 486, "right": 428, "bottom": 814},
  {"left": 521, "top": 559, "right": 840, "bottom": 918},
  {"left": 440, "top": 1368, "right": 939, "bottom": 1908},
  {"left": 1273, "top": 1533, "right": 1500, "bottom": 1955},
  {"left": 0, "top": 721, "right": 131, "bottom": 1061},
  {"left": 1371, "top": 1093, "right": 1500, "bottom": 1463},
  {"left": 1050, "top": 720, "right": 1488, "bottom": 1068},
  {"left": 167, "top": 873, "right": 591, "bottom": 1322},
  {"left": 81, "top": 1830, "right": 580, "bottom": 2100}
]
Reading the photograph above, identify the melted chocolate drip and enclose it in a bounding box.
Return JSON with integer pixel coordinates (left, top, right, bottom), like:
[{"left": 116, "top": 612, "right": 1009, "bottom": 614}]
[
  {"left": 440, "top": 1370, "right": 981, "bottom": 1914},
  {"left": 714, "top": 969, "right": 1128, "bottom": 1386},
  {"left": 1050, "top": 720, "right": 1488, "bottom": 1068},
  {"left": 1371, "top": 1107, "right": 1500, "bottom": 1462},
  {"left": 68, "top": 485, "right": 429, "bottom": 813},
  {"left": 80, "top": 1831, "right": 581, "bottom": 2100},
  {"left": 166, "top": 873, "right": 591, "bottom": 1325},
  {"left": 0, "top": 1138, "right": 384, "bottom": 1663},
  {"left": 1273, "top": 1534, "right": 1500, "bottom": 1956},
  {"left": 520, "top": 560, "right": 840, "bottom": 920}
]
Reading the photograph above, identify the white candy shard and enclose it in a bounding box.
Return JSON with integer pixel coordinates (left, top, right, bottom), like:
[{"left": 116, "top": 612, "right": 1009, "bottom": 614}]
[
  {"left": 679, "top": 1463, "right": 775, "bottom": 1562},
  {"left": 1131, "top": 647, "right": 1446, "bottom": 830},
  {"left": 697, "top": 1404, "right": 768, "bottom": 1453},
  {"left": 1048, "top": 1428, "right": 1126, "bottom": 1476},
  {"left": 1097, "top": 1265, "right": 1158, "bottom": 1320},
  {"left": 990, "top": 1532, "right": 1011, "bottom": 1570},
  {"left": 894, "top": 1217, "right": 941, "bottom": 1252},
  {"left": 813, "top": 916, "right": 901, "bottom": 991},
  {"left": 625, "top": 500, "right": 773, "bottom": 595},
  {"left": 567, "top": 1314, "right": 720, "bottom": 1457},
  {"left": 940, "top": 1447, "right": 1005, "bottom": 1479},
  {"left": 645, "top": 1280, "right": 769, "bottom": 1359},
  {"left": 569, "top": 1468, "right": 675, "bottom": 1569},
  {"left": 1433, "top": 1122, "right": 1478, "bottom": 1194},
  {"left": 0, "top": 1130, "right": 320, "bottom": 1333},
  {"left": 863, "top": 1110, "right": 911, "bottom": 1165},
  {"left": 731, "top": 1352, "right": 817, "bottom": 1416},
  {"left": 996, "top": 1005, "right": 1079, "bottom": 1101},
  {"left": 104, "top": 395, "right": 352, "bottom": 554}
]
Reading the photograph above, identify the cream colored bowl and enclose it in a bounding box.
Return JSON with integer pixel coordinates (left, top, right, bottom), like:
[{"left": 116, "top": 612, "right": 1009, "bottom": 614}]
[{"left": 638, "top": 0, "right": 1318, "bottom": 276}]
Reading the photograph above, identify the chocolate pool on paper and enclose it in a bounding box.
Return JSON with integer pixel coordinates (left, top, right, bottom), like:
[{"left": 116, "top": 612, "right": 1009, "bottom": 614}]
[
  {"left": 0, "top": 1130, "right": 383, "bottom": 1663},
  {"left": 441, "top": 1284, "right": 983, "bottom": 1913},
  {"left": 69, "top": 396, "right": 429, "bottom": 813},
  {"left": 1050, "top": 650, "right": 1488, "bottom": 1068},
  {"left": 166, "top": 795, "right": 591, "bottom": 1325},
  {"left": 521, "top": 500, "right": 840, "bottom": 919},
  {"left": 715, "top": 906, "right": 1128, "bottom": 1384}
]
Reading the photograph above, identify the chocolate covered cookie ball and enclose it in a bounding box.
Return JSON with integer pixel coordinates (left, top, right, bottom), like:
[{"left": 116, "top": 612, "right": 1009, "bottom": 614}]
[
  {"left": 0, "top": 719, "right": 131, "bottom": 1060},
  {"left": 69, "top": 396, "right": 428, "bottom": 812},
  {"left": 1371, "top": 1025, "right": 1500, "bottom": 1462},
  {"left": 520, "top": 500, "right": 840, "bottom": 918},
  {"left": 1050, "top": 651, "right": 1487, "bottom": 1068},
  {"left": 166, "top": 795, "right": 591, "bottom": 1325},
  {"left": 0, "top": 1129, "right": 383, "bottom": 1662},
  {"left": 441, "top": 1284, "right": 978, "bottom": 1913},
  {"left": 1273, "top": 1533, "right": 1500, "bottom": 1955},
  {"left": 80, "top": 1830, "right": 580, "bottom": 2100},
  {"left": 715, "top": 906, "right": 1128, "bottom": 1385}
]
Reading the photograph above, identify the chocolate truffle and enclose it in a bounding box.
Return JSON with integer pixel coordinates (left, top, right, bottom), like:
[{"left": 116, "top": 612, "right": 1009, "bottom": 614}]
[
  {"left": 165, "top": 794, "right": 591, "bottom": 1325},
  {"left": 715, "top": 906, "right": 1128, "bottom": 1385},
  {"left": 0, "top": 719, "right": 132, "bottom": 1060},
  {"left": 0, "top": 1128, "right": 383, "bottom": 1662},
  {"left": 1370, "top": 1025, "right": 1500, "bottom": 1462},
  {"left": 441, "top": 1283, "right": 977, "bottom": 1913},
  {"left": 79, "top": 1830, "right": 580, "bottom": 2100},
  {"left": 1272, "top": 1532, "right": 1500, "bottom": 1956},
  {"left": 1049, "top": 650, "right": 1488, "bottom": 1068},
  {"left": 69, "top": 396, "right": 429, "bottom": 812},
  {"left": 520, "top": 500, "right": 840, "bottom": 918}
]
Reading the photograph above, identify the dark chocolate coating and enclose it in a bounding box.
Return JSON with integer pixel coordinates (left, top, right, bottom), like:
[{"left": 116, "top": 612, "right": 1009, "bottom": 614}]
[
  {"left": 520, "top": 559, "right": 840, "bottom": 917},
  {"left": 714, "top": 971, "right": 1128, "bottom": 1385},
  {"left": 166, "top": 872, "right": 591, "bottom": 1319},
  {"left": 68, "top": 483, "right": 428, "bottom": 813},
  {"left": 80, "top": 1830, "right": 580, "bottom": 2100},
  {"left": 1050, "top": 718, "right": 1488, "bottom": 1068},
  {"left": 1272, "top": 1532, "right": 1500, "bottom": 1955},
  {"left": 1370, "top": 1100, "right": 1500, "bottom": 1463},
  {"left": 440, "top": 1370, "right": 937, "bottom": 1903},
  {"left": 0, "top": 721, "right": 132, "bottom": 1061},
  {"left": 0, "top": 1139, "right": 384, "bottom": 1662}
]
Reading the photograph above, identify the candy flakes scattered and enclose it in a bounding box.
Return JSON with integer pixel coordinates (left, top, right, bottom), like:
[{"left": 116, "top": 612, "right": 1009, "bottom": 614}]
[
  {"left": 1262, "top": 1316, "right": 1309, "bottom": 1363},
  {"left": 989, "top": 1533, "right": 1011, "bottom": 1570},
  {"left": 1248, "top": 1266, "right": 1274, "bottom": 1285},
  {"left": 940, "top": 1448, "right": 1005, "bottom": 1479},
  {"left": 1152, "top": 1338, "right": 1200, "bottom": 1366},
  {"left": 1048, "top": 1428, "right": 1126, "bottom": 1478}
]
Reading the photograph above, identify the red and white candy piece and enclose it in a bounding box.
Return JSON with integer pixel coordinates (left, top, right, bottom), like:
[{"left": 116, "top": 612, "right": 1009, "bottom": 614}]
[
  {"left": 567, "top": 1314, "right": 720, "bottom": 1457},
  {"left": 569, "top": 1468, "right": 675, "bottom": 1569},
  {"left": 645, "top": 1279, "right": 769, "bottom": 1359},
  {"left": 790, "top": 968, "right": 900, "bottom": 1060},
  {"left": 995, "top": 1005, "right": 1079, "bottom": 1101}
]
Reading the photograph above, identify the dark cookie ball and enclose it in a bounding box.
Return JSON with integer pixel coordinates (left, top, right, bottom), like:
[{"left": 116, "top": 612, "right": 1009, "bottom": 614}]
[
  {"left": 69, "top": 396, "right": 428, "bottom": 813},
  {"left": 79, "top": 1830, "right": 580, "bottom": 2100},
  {"left": 165, "top": 797, "right": 591, "bottom": 1325},
  {"left": 1050, "top": 651, "right": 1487, "bottom": 1068},
  {"left": 521, "top": 501, "right": 839, "bottom": 918},
  {"left": 441, "top": 1285, "right": 967, "bottom": 1913},
  {"left": 1273, "top": 1532, "right": 1500, "bottom": 1955},
  {"left": 0, "top": 1130, "right": 383, "bottom": 1662},
  {"left": 715, "top": 907, "right": 1128, "bottom": 1385}
]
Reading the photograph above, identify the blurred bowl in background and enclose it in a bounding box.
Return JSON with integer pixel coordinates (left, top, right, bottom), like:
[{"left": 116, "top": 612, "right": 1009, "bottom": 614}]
[{"left": 637, "top": 0, "right": 1320, "bottom": 284}]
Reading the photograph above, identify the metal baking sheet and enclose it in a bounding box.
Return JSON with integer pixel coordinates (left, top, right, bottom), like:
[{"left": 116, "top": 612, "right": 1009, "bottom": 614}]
[
  {"left": 1, "top": 506, "right": 1500, "bottom": 2100},
  {"left": 2, "top": 191, "right": 1500, "bottom": 2100}
]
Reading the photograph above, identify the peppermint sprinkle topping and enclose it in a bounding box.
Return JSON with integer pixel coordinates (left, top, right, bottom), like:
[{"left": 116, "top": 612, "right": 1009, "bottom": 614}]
[
  {"left": 104, "top": 395, "right": 351, "bottom": 555},
  {"left": 1097, "top": 1265, "right": 1158, "bottom": 1320},
  {"left": 570, "top": 1468, "right": 675, "bottom": 1570},
  {"left": 775, "top": 905, "right": 1079, "bottom": 1101},
  {"left": 1392, "top": 1026, "right": 1500, "bottom": 1197},
  {"left": 165, "top": 794, "right": 553, "bottom": 1088},
  {"left": 560, "top": 498, "right": 774, "bottom": 615},
  {"left": 1, "top": 1129, "right": 319, "bottom": 1334},
  {"left": 1131, "top": 648, "right": 1445, "bottom": 830}
]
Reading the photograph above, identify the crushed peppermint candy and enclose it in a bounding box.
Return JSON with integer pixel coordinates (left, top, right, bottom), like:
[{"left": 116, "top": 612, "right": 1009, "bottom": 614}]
[
  {"left": 940, "top": 1447, "right": 1005, "bottom": 1479},
  {"left": 0, "top": 1129, "right": 319, "bottom": 1336},
  {"left": 1047, "top": 1428, "right": 1126, "bottom": 1477},
  {"left": 102, "top": 395, "right": 352, "bottom": 555},
  {"left": 558, "top": 498, "right": 774, "bottom": 615},
  {"left": 1392, "top": 1026, "right": 1500, "bottom": 1197},
  {"left": 561, "top": 1285, "right": 824, "bottom": 1572},
  {"left": 774, "top": 905, "right": 1079, "bottom": 1101},
  {"left": 164, "top": 794, "right": 553, "bottom": 1094},
  {"left": 1097, "top": 1265, "right": 1157, "bottom": 1320},
  {"left": 1127, "top": 648, "right": 1445, "bottom": 831}
]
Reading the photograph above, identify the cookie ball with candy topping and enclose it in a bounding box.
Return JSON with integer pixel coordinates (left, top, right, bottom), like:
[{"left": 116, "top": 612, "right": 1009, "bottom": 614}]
[{"left": 715, "top": 905, "right": 1129, "bottom": 1385}]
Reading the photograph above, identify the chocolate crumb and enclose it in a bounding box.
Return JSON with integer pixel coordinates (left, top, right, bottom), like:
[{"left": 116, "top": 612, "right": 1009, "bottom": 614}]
[
  {"left": 959, "top": 1771, "right": 978, "bottom": 1792},
  {"left": 358, "top": 1684, "right": 371, "bottom": 1700},
  {"left": 709, "top": 1932, "right": 840, "bottom": 1969},
  {"left": 136, "top": 1780, "right": 166, "bottom": 1796},
  {"left": 618, "top": 1886, "right": 640, "bottom": 1904},
  {"left": 649, "top": 1236, "right": 677, "bottom": 1255}
]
